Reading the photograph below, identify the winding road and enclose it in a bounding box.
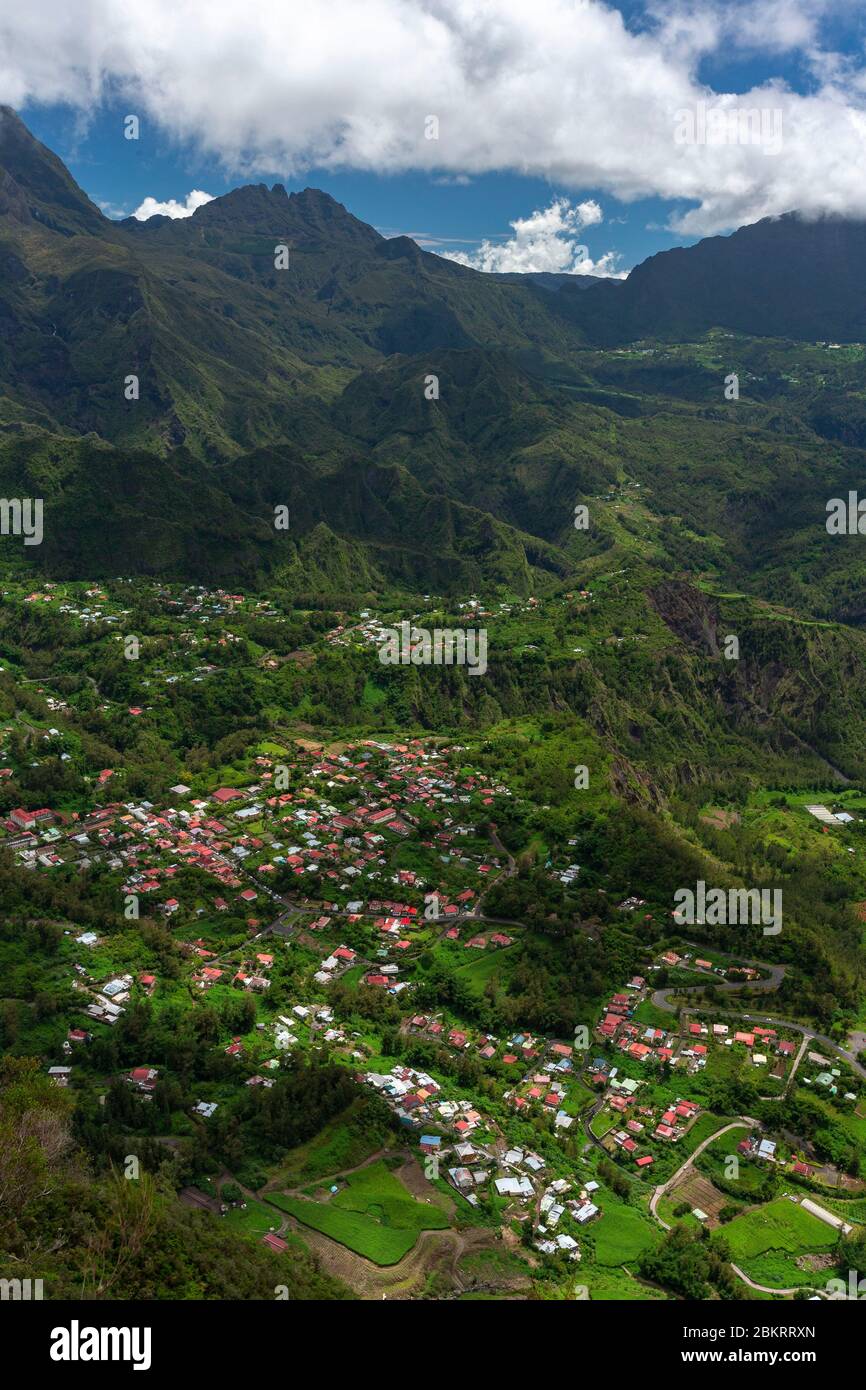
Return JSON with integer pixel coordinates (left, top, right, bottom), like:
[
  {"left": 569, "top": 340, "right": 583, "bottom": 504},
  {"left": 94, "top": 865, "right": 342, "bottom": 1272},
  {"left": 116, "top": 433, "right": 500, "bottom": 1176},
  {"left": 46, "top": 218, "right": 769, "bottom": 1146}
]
[
  {"left": 651, "top": 956, "right": 786, "bottom": 1012},
  {"left": 650, "top": 947, "right": 865, "bottom": 1079},
  {"left": 649, "top": 1120, "right": 753, "bottom": 1230}
]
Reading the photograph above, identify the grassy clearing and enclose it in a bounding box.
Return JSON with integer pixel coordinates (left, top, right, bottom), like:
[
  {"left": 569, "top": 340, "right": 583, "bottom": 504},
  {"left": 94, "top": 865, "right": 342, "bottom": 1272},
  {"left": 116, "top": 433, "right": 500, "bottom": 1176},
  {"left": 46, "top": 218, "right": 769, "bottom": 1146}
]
[
  {"left": 584, "top": 1266, "right": 668, "bottom": 1300},
  {"left": 270, "top": 1161, "right": 448, "bottom": 1265},
  {"left": 453, "top": 944, "right": 520, "bottom": 993},
  {"left": 722, "top": 1197, "right": 839, "bottom": 1286},
  {"left": 590, "top": 1108, "right": 615, "bottom": 1138},
  {"left": 457, "top": 1247, "right": 532, "bottom": 1284},
  {"left": 590, "top": 1193, "right": 659, "bottom": 1267},
  {"left": 265, "top": 1100, "right": 389, "bottom": 1187},
  {"left": 222, "top": 1197, "right": 283, "bottom": 1242},
  {"left": 737, "top": 1249, "right": 833, "bottom": 1290},
  {"left": 632, "top": 1000, "right": 678, "bottom": 1029},
  {"left": 724, "top": 1198, "right": 834, "bottom": 1261},
  {"left": 695, "top": 1132, "right": 768, "bottom": 1195},
  {"left": 678, "top": 1114, "right": 740, "bottom": 1159}
]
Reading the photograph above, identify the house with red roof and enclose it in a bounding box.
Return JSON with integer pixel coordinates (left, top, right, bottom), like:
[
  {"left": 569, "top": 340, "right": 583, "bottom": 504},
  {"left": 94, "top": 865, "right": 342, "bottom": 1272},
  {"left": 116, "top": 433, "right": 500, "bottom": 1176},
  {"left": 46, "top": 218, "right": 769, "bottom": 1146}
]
[
  {"left": 11, "top": 807, "right": 54, "bottom": 830},
  {"left": 197, "top": 966, "right": 223, "bottom": 988},
  {"left": 128, "top": 1066, "right": 158, "bottom": 1092}
]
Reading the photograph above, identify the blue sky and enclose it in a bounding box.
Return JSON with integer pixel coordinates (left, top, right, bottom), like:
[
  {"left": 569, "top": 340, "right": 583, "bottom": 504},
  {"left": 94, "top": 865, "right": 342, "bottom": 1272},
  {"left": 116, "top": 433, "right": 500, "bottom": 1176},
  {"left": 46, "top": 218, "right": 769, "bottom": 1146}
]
[
  {"left": 23, "top": 101, "right": 679, "bottom": 270},
  {"left": 8, "top": 1, "right": 866, "bottom": 276}
]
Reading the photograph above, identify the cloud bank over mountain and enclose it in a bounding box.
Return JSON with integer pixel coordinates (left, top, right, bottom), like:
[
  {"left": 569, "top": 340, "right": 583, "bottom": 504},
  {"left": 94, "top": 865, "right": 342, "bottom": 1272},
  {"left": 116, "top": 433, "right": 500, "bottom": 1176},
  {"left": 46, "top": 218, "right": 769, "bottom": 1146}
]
[
  {"left": 132, "top": 189, "right": 214, "bottom": 220},
  {"left": 1, "top": 0, "right": 866, "bottom": 235}
]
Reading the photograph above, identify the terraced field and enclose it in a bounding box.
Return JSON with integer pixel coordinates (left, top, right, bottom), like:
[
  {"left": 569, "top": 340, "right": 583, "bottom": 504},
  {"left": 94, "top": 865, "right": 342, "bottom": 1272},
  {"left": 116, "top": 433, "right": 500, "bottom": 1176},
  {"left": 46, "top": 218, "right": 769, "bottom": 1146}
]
[
  {"left": 723, "top": 1198, "right": 840, "bottom": 1289},
  {"left": 270, "top": 1161, "right": 449, "bottom": 1265}
]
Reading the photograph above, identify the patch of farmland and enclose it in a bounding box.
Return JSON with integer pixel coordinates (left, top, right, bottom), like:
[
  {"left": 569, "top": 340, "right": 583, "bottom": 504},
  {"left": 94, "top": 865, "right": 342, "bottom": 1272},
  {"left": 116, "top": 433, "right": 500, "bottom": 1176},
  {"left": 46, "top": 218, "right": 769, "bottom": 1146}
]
[
  {"left": 590, "top": 1194, "right": 659, "bottom": 1267},
  {"left": 269, "top": 1160, "right": 448, "bottom": 1266},
  {"left": 725, "top": 1199, "right": 835, "bottom": 1260},
  {"left": 666, "top": 1169, "right": 731, "bottom": 1225}
]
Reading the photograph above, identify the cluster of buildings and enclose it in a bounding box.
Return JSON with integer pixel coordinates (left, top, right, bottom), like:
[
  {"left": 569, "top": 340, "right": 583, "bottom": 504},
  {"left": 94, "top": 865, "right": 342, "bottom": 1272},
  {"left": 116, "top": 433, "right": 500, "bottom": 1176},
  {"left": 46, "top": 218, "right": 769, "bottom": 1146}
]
[
  {"left": 3, "top": 741, "right": 510, "bottom": 952},
  {"left": 587, "top": 1053, "right": 703, "bottom": 1166},
  {"left": 535, "top": 1176, "right": 601, "bottom": 1257}
]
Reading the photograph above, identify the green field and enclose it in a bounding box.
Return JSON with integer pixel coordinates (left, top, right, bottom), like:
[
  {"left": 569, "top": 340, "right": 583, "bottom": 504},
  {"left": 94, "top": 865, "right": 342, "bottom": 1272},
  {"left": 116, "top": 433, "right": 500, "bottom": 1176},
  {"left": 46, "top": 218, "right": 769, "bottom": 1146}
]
[
  {"left": 725, "top": 1198, "right": 835, "bottom": 1260},
  {"left": 222, "top": 1197, "right": 284, "bottom": 1242},
  {"left": 453, "top": 943, "right": 520, "bottom": 993},
  {"left": 264, "top": 1100, "right": 390, "bottom": 1188},
  {"left": 722, "top": 1198, "right": 839, "bottom": 1289},
  {"left": 678, "top": 1114, "right": 740, "bottom": 1159},
  {"left": 632, "top": 1000, "right": 677, "bottom": 1029},
  {"left": 590, "top": 1108, "right": 616, "bottom": 1138},
  {"left": 820, "top": 1194, "right": 866, "bottom": 1224},
  {"left": 695, "top": 1131, "right": 769, "bottom": 1195},
  {"left": 591, "top": 1194, "right": 659, "bottom": 1267},
  {"left": 270, "top": 1161, "right": 449, "bottom": 1265},
  {"left": 457, "top": 1247, "right": 533, "bottom": 1286},
  {"left": 584, "top": 1266, "right": 668, "bottom": 1300}
]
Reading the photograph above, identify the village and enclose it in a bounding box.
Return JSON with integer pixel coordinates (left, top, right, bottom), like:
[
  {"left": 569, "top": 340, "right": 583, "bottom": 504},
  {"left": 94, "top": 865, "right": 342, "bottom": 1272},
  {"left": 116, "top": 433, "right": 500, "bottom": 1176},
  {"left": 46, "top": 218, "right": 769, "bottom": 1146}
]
[
  {"left": 2, "top": 574, "right": 865, "bottom": 1299},
  {"left": 13, "top": 695, "right": 866, "bottom": 1281}
]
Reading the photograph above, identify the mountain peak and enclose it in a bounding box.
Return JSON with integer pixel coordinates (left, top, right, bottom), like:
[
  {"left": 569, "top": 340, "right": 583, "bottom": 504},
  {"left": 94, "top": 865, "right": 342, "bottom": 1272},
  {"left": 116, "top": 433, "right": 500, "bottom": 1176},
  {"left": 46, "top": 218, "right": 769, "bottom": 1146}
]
[
  {"left": 167, "top": 180, "right": 380, "bottom": 246},
  {"left": 286, "top": 186, "right": 381, "bottom": 244},
  {"left": 0, "top": 105, "right": 105, "bottom": 237},
  {"left": 190, "top": 181, "right": 287, "bottom": 227}
]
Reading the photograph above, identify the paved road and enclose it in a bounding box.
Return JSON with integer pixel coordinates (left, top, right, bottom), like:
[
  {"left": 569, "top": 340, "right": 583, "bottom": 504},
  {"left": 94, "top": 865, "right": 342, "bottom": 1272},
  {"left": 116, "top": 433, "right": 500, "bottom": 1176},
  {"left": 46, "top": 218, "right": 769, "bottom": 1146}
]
[
  {"left": 650, "top": 951, "right": 865, "bottom": 1080},
  {"left": 729, "top": 1263, "right": 808, "bottom": 1296},
  {"left": 651, "top": 957, "right": 786, "bottom": 1012},
  {"left": 649, "top": 1119, "right": 753, "bottom": 1229},
  {"left": 693, "top": 1009, "right": 866, "bottom": 1080}
]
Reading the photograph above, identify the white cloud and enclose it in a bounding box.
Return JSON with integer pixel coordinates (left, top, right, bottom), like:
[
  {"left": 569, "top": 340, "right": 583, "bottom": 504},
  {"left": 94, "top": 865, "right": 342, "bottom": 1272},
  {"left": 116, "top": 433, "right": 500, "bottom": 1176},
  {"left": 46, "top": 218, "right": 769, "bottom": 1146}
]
[
  {"left": 2, "top": 1, "right": 866, "bottom": 235},
  {"left": 131, "top": 189, "right": 214, "bottom": 220},
  {"left": 444, "top": 198, "right": 622, "bottom": 275},
  {"left": 95, "top": 197, "right": 130, "bottom": 219},
  {"left": 646, "top": 0, "right": 832, "bottom": 58}
]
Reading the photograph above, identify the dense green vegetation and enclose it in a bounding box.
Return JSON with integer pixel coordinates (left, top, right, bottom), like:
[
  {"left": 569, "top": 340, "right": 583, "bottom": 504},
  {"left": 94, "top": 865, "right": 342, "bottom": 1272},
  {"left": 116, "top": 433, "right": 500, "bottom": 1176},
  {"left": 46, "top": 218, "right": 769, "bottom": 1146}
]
[
  {"left": 0, "top": 1059, "right": 352, "bottom": 1299},
  {"left": 0, "top": 110, "right": 865, "bottom": 1306}
]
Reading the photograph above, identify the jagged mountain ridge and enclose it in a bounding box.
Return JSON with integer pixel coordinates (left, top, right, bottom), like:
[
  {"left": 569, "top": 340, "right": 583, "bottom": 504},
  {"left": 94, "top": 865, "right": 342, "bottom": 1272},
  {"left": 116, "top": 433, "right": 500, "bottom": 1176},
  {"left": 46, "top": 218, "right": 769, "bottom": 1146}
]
[{"left": 4, "top": 106, "right": 866, "bottom": 606}]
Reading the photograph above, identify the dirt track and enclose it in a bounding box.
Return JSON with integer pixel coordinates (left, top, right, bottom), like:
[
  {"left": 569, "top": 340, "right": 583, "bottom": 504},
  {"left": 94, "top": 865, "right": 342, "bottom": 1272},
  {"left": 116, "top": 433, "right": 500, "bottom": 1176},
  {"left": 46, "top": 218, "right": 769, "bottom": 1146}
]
[{"left": 257, "top": 1152, "right": 523, "bottom": 1299}]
